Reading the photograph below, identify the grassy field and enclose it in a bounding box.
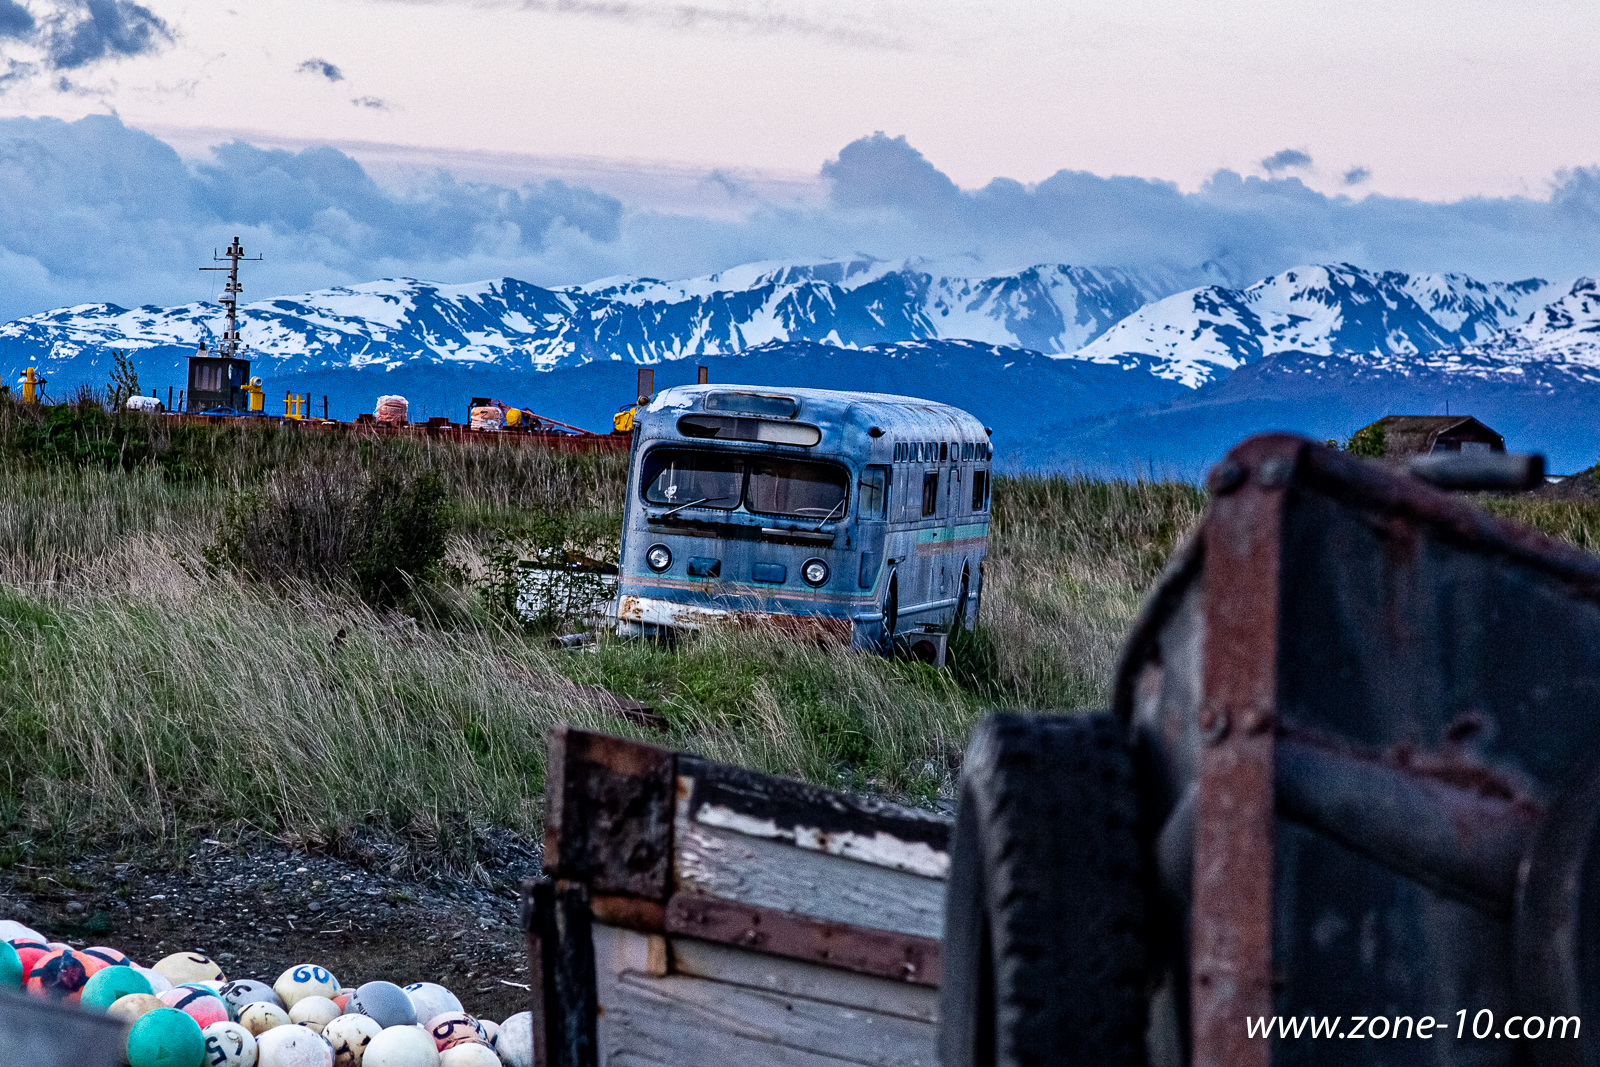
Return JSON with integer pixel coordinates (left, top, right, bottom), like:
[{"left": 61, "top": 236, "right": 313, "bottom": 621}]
[{"left": 4, "top": 397, "right": 1594, "bottom": 869}]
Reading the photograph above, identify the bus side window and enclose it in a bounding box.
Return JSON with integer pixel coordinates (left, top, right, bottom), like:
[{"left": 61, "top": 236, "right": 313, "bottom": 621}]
[
  {"left": 972, "top": 469, "right": 989, "bottom": 512},
  {"left": 922, "top": 470, "right": 938, "bottom": 517},
  {"left": 859, "top": 466, "right": 889, "bottom": 519}
]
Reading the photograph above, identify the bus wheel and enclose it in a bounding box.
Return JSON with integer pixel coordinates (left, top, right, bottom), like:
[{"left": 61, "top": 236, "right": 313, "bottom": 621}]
[{"left": 880, "top": 576, "right": 898, "bottom": 655}]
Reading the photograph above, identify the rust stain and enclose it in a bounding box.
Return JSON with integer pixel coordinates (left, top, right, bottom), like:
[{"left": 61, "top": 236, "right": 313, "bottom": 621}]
[{"left": 1191, "top": 436, "right": 1300, "bottom": 1067}]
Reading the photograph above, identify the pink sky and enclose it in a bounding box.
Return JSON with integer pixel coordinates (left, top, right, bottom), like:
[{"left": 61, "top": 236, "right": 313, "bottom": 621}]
[{"left": 0, "top": 0, "right": 1596, "bottom": 204}]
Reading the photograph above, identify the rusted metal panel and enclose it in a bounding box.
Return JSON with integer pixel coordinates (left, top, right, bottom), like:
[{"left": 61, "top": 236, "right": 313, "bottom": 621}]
[
  {"left": 664, "top": 894, "right": 942, "bottom": 987},
  {"left": 1190, "top": 435, "right": 1296, "bottom": 1067},
  {"left": 0, "top": 989, "right": 126, "bottom": 1067},
  {"left": 1119, "top": 432, "right": 1600, "bottom": 1066},
  {"left": 542, "top": 729, "right": 676, "bottom": 900}
]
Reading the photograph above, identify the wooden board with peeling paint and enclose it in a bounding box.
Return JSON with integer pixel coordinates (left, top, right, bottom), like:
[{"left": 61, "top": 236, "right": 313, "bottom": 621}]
[{"left": 536, "top": 728, "right": 952, "bottom": 1067}]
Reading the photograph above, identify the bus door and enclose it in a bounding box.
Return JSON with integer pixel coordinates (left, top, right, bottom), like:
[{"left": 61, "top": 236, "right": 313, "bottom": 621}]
[{"left": 856, "top": 465, "right": 891, "bottom": 597}]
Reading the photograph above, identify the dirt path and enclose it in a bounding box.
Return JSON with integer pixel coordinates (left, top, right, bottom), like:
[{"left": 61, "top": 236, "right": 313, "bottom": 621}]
[{"left": 0, "top": 831, "right": 543, "bottom": 1024}]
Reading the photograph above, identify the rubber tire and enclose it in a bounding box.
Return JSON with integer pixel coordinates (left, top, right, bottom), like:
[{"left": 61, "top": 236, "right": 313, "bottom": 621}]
[{"left": 939, "top": 711, "right": 1150, "bottom": 1067}]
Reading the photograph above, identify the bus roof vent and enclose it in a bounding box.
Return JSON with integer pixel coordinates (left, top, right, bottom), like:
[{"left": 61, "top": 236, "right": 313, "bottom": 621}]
[{"left": 703, "top": 392, "right": 798, "bottom": 419}]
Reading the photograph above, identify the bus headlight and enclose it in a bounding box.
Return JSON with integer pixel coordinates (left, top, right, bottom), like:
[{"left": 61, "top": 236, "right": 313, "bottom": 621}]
[
  {"left": 646, "top": 544, "right": 672, "bottom": 572},
  {"left": 802, "top": 558, "right": 829, "bottom": 587}
]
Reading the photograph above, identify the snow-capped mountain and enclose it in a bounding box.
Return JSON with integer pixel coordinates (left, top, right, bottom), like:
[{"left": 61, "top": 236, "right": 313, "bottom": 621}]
[
  {"left": 0, "top": 259, "right": 1168, "bottom": 378},
  {"left": 1071, "top": 264, "right": 1558, "bottom": 387}
]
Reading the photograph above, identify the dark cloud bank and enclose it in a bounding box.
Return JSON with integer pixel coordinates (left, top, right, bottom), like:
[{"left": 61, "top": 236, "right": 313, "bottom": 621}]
[{"left": 1, "top": 118, "right": 1598, "bottom": 323}]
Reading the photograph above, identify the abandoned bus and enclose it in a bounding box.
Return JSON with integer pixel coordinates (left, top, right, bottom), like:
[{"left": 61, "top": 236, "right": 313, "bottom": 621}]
[{"left": 611, "top": 385, "right": 993, "bottom": 656}]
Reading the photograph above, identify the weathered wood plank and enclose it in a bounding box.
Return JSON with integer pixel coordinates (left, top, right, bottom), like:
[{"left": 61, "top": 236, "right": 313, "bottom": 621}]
[
  {"left": 543, "top": 730, "right": 676, "bottom": 899},
  {"left": 665, "top": 895, "right": 940, "bottom": 986},
  {"left": 678, "top": 756, "right": 950, "bottom": 856},
  {"left": 668, "top": 936, "right": 938, "bottom": 1022},
  {"left": 673, "top": 815, "right": 946, "bottom": 939},
  {"left": 592, "top": 925, "right": 939, "bottom": 1067}
]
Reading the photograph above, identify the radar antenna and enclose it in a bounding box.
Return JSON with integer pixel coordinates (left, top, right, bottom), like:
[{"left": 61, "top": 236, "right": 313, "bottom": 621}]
[{"left": 199, "top": 236, "right": 263, "bottom": 358}]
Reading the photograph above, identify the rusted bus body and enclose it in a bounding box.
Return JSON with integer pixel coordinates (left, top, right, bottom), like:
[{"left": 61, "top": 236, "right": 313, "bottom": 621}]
[
  {"left": 528, "top": 728, "right": 951, "bottom": 1067},
  {"left": 611, "top": 385, "right": 992, "bottom": 651},
  {"left": 1117, "top": 434, "right": 1600, "bottom": 1067}
]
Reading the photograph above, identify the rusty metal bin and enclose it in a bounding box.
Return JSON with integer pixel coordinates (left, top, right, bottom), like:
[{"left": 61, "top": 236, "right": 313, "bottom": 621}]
[{"left": 1111, "top": 433, "right": 1600, "bottom": 1067}]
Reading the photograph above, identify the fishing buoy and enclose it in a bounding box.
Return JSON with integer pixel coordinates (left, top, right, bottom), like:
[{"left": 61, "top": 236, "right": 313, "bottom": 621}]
[
  {"left": 403, "top": 984, "right": 461, "bottom": 1026},
  {"left": 82, "top": 945, "right": 133, "bottom": 972},
  {"left": 438, "top": 1045, "right": 499, "bottom": 1067},
  {"left": 0, "top": 940, "right": 22, "bottom": 990},
  {"left": 323, "top": 1013, "right": 383, "bottom": 1067},
  {"left": 9, "top": 938, "right": 52, "bottom": 977},
  {"left": 492, "top": 1013, "right": 533, "bottom": 1067},
  {"left": 161, "top": 984, "right": 230, "bottom": 1028},
  {"left": 107, "top": 992, "right": 167, "bottom": 1025},
  {"left": 255, "top": 1022, "right": 335, "bottom": 1067},
  {"left": 291, "top": 995, "right": 343, "bottom": 1033},
  {"left": 143, "top": 969, "right": 180, "bottom": 997},
  {"left": 477, "top": 1019, "right": 499, "bottom": 1046},
  {"left": 220, "top": 978, "right": 284, "bottom": 1018},
  {"left": 81, "top": 964, "right": 153, "bottom": 1011},
  {"left": 25, "top": 946, "right": 90, "bottom": 1001},
  {"left": 276, "top": 964, "right": 340, "bottom": 1008},
  {"left": 125, "top": 1007, "right": 206, "bottom": 1067},
  {"left": 347, "top": 981, "right": 416, "bottom": 1028},
  {"left": 426, "top": 1012, "right": 487, "bottom": 1051},
  {"left": 154, "top": 951, "right": 225, "bottom": 985},
  {"left": 202, "top": 1020, "right": 260, "bottom": 1067},
  {"left": 361, "top": 1026, "right": 439, "bottom": 1067},
  {"left": 0, "top": 920, "right": 44, "bottom": 943},
  {"left": 239, "top": 999, "right": 292, "bottom": 1036}
]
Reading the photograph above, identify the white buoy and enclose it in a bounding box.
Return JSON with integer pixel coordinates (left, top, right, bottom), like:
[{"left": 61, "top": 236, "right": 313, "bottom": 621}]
[
  {"left": 291, "top": 995, "right": 344, "bottom": 1033},
  {"left": 439, "top": 1046, "right": 500, "bottom": 1067},
  {"left": 403, "top": 983, "right": 462, "bottom": 1026},
  {"left": 153, "top": 952, "right": 225, "bottom": 984},
  {"left": 323, "top": 1013, "right": 383, "bottom": 1067},
  {"left": 492, "top": 1013, "right": 533, "bottom": 1067},
  {"left": 239, "top": 999, "right": 293, "bottom": 1036},
  {"left": 362, "top": 1025, "right": 440, "bottom": 1067},
  {"left": 0, "top": 921, "right": 44, "bottom": 943},
  {"left": 425, "top": 1011, "right": 488, "bottom": 1050},
  {"left": 478, "top": 1020, "right": 499, "bottom": 1046},
  {"left": 256, "top": 1022, "right": 335, "bottom": 1067},
  {"left": 275, "top": 964, "right": 341, "bottom": 1008},
  {"left": 133, "top": 965, "right": 174, "bottom": 995},
  {"left": 202, "top": 1020, "right": 260, "bottom": 1067}
]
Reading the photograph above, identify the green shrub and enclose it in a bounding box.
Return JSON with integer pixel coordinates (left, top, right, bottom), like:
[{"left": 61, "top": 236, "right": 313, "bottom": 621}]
[
  {"left": 1345, "top": 423, "right": 1386, "bottom": 457},
  {"left": 207, "top": 462, "right": 453, "bottom": 609}
]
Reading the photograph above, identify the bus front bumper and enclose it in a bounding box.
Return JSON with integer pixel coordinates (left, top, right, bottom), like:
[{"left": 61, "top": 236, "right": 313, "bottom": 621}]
[{"left": 610, "top": 594, "right": 859, "bottom": 644}]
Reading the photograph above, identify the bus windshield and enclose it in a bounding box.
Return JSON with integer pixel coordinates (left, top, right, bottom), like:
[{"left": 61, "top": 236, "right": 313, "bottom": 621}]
[
  {"left": 641, "top": 448, "right": 849, "bottom": 519},
  {"left": 642, "top": 450, "right": 745, "bottom": 509}
]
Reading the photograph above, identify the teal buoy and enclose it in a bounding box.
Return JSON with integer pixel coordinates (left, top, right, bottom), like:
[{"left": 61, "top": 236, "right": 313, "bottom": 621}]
[
  {"left": 0, "top": 940, "right": 21, "bottom": 989},
  {"left": 81, "top": 964, "right": 154, "bottom": 1011},
  {"left": 125, "top": 1007, "right": 205, "bottom": 1067}
]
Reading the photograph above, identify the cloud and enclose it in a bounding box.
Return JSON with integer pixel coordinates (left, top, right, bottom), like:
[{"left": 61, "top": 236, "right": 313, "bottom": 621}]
[
  {"left": 1261, "top": 148, "right": 1312, "bottom": 174},
  {"left": 42, "top": 0, "right": 171, "bottom": 69},
  {"left": 297, "top": 57, "right": 343, "bottom": 82},
  {"left": 0, "top": 0, "right": 171, "bottom": 89},
  {"left": 0, "top": 117, "right": 1598, "bottom": 328},
  {"left": 370, "top": 0, "right": 908, "bottom": 49},
  {"left": 1343, "top": 166, "right": 1371, "bottom": 186},
  {"left": 351, "top": 95, "right": 391, "bottom": 110}
]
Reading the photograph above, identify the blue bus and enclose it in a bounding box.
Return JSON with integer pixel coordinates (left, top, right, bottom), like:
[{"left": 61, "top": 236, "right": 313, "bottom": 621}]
[{"left": 610, "top": 385, "right": 993, "bottom": 655}]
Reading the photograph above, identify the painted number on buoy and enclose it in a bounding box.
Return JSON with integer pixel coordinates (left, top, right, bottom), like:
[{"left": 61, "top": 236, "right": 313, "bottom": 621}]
[{"left": 295, "top": 965, "right": 331, "bottom": 984}]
